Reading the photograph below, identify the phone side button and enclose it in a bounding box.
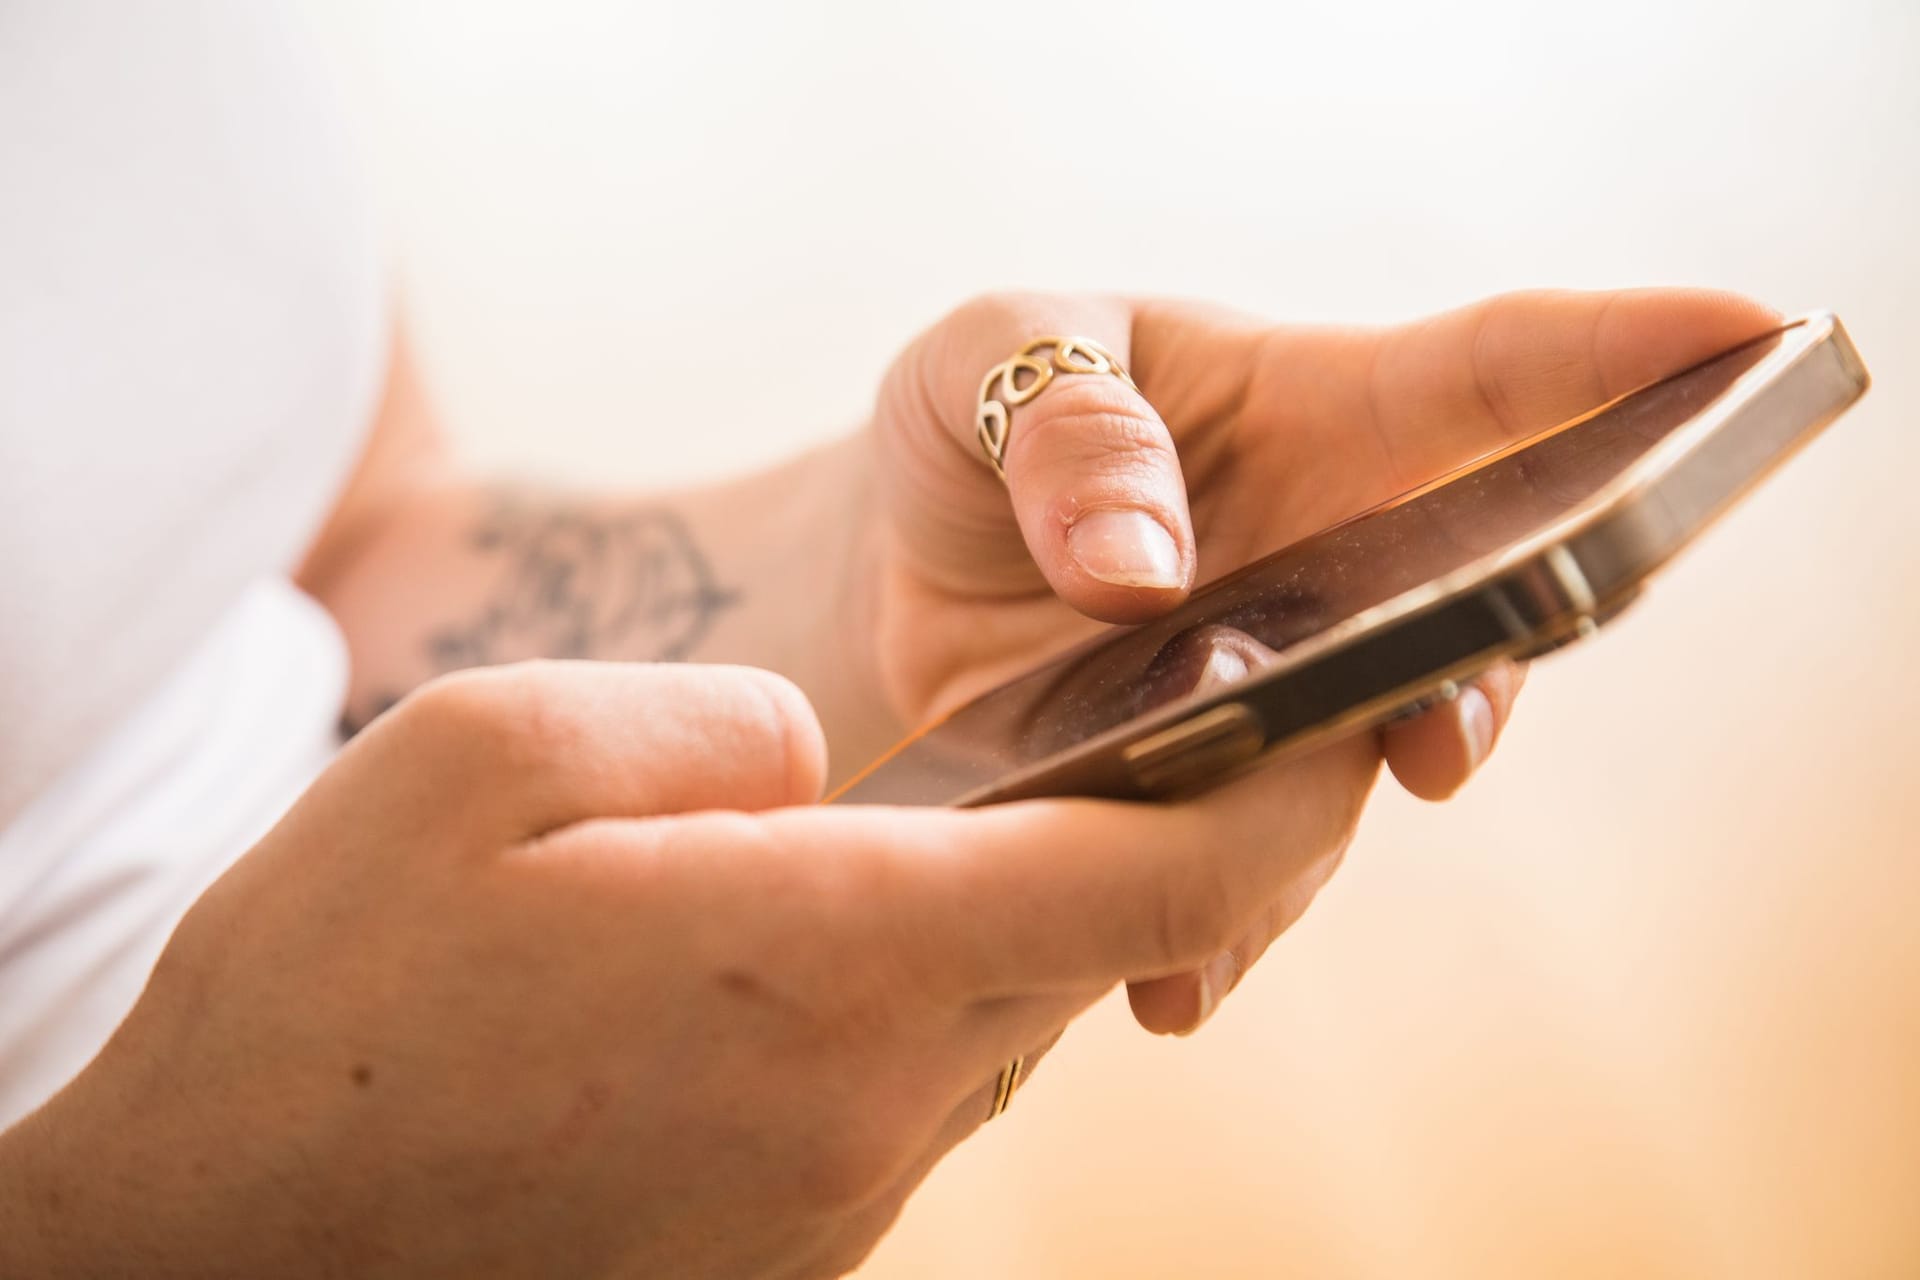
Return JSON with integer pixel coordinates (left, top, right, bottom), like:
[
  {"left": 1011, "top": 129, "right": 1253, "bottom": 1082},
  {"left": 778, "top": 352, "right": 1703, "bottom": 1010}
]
[{"left": 1123, "top": 703, "right": 1266, "bottom": 795}]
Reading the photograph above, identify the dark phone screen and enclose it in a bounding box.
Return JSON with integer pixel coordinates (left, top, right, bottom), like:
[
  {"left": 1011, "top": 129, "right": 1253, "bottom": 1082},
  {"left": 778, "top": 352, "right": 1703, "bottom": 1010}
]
[{"left": 834, "top": 328, "right": 1783, "bottom": 805}]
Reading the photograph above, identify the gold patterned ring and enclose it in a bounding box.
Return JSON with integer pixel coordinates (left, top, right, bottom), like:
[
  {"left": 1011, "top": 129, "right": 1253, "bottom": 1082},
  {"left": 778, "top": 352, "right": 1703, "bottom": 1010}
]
[
  {"left": 975, "top": 335, "right": 1138, "bottom": 482},
  {"left": 988, "top": 1054, "right": 1025, "bottom": 1120}
]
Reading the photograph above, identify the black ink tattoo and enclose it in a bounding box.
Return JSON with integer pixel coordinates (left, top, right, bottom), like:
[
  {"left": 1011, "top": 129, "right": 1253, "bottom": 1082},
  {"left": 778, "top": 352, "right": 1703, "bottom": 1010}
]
[
  {"left": 433, "top": 500, "right": 738, "bottom": 668},
  {"left": 343, "top": 501, "right": 737, "bottom": 738}
]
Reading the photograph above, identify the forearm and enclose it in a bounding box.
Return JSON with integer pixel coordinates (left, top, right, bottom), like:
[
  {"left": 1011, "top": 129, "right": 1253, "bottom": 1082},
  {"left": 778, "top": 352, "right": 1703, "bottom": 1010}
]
[{"left": 306, "top": 435, "right": 904, "bottom": 784}]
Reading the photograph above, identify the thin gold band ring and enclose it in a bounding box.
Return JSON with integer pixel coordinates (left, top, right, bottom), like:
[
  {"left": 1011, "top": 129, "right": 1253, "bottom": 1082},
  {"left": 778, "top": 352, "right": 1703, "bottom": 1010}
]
[
  {"left": 988, "top": 1055, "right": 1025, "bottom": 1120},
  {"left": 975, "top": 335, "right": 1137, "bottom": 482}
]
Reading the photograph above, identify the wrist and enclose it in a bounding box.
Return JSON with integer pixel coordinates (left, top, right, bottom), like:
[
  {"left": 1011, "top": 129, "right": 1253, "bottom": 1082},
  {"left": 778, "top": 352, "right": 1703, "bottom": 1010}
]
[
  {"left": 797, "top": 460, "right": 905, "bottom": 785},
  {"left": 675, "top": 434, "right": 904, "bottom": 782},
  {"left": 320, "top": 425, "right": 910, "bottom": 779}
]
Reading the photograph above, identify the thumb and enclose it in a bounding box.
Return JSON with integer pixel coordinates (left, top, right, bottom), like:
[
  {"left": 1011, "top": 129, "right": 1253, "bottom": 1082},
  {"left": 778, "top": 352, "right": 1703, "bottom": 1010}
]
[
  {"left": 348, "top": 661, "right": 828, "bottom": 842},
  {"left": 879, "top": 292, "right": 1196, "bottom": 624}
]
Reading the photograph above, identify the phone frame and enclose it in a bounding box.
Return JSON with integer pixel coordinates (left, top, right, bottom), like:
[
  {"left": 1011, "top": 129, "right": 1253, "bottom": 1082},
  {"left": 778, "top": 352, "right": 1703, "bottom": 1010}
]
[{"left": 834, "top": 313, "right": 1869, "bottom": 807}]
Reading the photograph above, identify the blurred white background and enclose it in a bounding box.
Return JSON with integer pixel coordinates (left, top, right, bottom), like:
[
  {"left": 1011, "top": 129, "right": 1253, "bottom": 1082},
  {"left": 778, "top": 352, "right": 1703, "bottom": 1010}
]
[{"left": 311, "top": 1, "right": 1918, "bottom": 1274}]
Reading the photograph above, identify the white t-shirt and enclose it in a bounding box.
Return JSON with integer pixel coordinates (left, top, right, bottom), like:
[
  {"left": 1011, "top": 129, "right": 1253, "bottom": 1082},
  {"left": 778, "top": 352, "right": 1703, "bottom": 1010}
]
[{"left": 0, "top": 2, "right": 382, "bottom": 1125}]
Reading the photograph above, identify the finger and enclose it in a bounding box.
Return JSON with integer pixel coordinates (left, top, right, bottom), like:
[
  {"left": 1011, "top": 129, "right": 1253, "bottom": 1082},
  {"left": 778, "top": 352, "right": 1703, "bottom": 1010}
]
[
  {"left": 346, "top": 660, "right": 828, "bottom": 842},
  {"left": 1125, "top": 835, "right": 1349, "bottom": 1035},
  {"left": 1364, "top": 287, "right": 1783, "bottom": 488},
  {"left": 751, "top": 730, "right": 1380, "bottom": 999},
  {"left": 1157, "top": 288, "right": 1784, "bottom": 531},
  {"left": 878, "top": 292, "right": 1196, "bottom": 622},
  {"left": 1128, "top": 661, "right": 1531, "bottom": 1033},
  {"left": 1381, "top": 659, "right": 1529, "bottom": 801}
]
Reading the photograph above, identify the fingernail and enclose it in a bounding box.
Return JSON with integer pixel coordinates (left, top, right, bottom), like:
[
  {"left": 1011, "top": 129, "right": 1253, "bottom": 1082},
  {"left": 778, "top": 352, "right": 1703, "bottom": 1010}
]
[
  {"left": 1459, "top": 686, "right": 1495, "bottom": 770},
  {"left": 1067, "top": 509, "right": 1183, "bottom": 589},
  {"left": 1191, "top": 644, "right": 1251, "bottom": 697},
  {"left": 1184, "top": 951, "right": 1241, "bottom": 1035}
]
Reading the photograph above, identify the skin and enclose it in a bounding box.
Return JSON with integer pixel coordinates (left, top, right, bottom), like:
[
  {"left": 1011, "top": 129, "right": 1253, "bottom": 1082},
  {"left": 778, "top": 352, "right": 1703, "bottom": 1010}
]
[
  {"left": 309, "top": 285, "right": 1775, "bottom": 1029},
  {"left": 0, "top": 287, "right": 1778, "bottom": 1276}
]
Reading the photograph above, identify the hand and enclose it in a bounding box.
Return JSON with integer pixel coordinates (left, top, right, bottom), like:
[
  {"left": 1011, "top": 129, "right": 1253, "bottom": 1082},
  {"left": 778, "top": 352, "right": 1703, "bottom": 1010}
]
[
  {"left": 860, "top": 287, "right": 1780, "bottom": 1032},
  {"left": 0, "top": 661, "right": 1377, "bottom": 1279}
]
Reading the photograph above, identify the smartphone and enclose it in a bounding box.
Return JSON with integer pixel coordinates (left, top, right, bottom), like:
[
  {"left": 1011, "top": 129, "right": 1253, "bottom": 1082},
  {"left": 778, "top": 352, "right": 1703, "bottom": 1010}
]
[{"left": 829, "top": 313, "right": 1870, "bottom": 807}]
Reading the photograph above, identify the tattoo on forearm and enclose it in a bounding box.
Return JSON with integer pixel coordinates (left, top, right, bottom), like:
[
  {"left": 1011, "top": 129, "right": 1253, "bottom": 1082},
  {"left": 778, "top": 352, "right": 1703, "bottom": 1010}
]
[
  {"left": 436, "top": 500, "right": 738, "bottom": 666},
  {"left": 346, "top": 500, "right": 737, "bottom": 736}
]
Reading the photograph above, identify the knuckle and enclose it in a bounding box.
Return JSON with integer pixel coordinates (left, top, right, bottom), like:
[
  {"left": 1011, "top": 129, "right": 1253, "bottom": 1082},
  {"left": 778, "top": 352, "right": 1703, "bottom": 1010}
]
[
  {"left": 738, "top": 669, "right": 827, "bottom": 802},
  {"left": 390, "top": 662, "right": 570, "bottom": 774},
  {"left": 393, "top": 668, "right": 509, "bottom": 743},
  {"left": 946, "top": 289, "right": 1047, "bottom": 338},
  {"left": 1013, "top": 383, "right": 1171, "bottom": 472}
]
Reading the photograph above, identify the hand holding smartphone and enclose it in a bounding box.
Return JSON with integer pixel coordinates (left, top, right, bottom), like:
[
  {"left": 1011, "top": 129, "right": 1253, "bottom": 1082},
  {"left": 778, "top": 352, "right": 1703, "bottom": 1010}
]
[{"left": 832, "top": 315, "right": 1869, "bottom": 807}]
